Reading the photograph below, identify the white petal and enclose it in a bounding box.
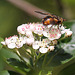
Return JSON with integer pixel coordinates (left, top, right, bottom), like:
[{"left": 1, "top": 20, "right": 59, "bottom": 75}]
[
  {"left": 17, "top": 26, "right": 25, "bottom": 34},
  {"left": 32, "top": 41, "right": 39, "bottom": 49},
  {"left": 66, "top": 30, "right": 73, "bottom": 36},
  {"left": 26, "top": 30, "right": 33, "bottom": 37},
  {"left": 39, "top": 47, "right": 48, "bottom": 53},
  {"left": 32, "top": 44, "right": 39, "bottom": 49},
  {"left": 43, "top": 31, "right": 48, "bottom": 37},
  {"left": 1, "top": 41, "right": 6, "bottom": 45},
  {"left": 11, "top": 36, "right": 18, "bottom": 42},
  {"left": 29, "top": 24, "right": 35, "bottom": 31},
  {"left": 22, "top": 37, "right": 27, "bottom": 44},
  {"left": 61, "top": 29, "right": 70, "bottom": 34},
  {"left": 5, "top": 38, "right": 11, "bottom": 45},
  {"left": 7, "top": 43, "right": 16, "bottom": 49},
  {"left": 16, "top": 42, "right": 23, "bottom": 48},
  {"left": 56, "top": 34, "right": 61, "bottom": 39},
  {"left": 48, "top": 36, "right": 57, "bottom": 40},
  {"left": 26, "top": 37, "right": 34, "bottom": 45},
  {"left": 61, "top": 31, "right": 65, "bottom": 34},
  {"left": 47, "top": 25, "right": 52, "bottom": 28}
]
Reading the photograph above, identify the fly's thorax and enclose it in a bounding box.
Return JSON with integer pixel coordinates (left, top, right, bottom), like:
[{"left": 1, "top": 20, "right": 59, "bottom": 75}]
[{"left": 42, "top": 16, "right": 54, "bottom": 25}]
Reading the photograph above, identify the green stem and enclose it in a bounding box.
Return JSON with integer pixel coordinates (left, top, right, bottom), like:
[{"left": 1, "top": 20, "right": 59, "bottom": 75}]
[
  {"left": 14, "top": 49, "right": 27, "bottom": 64},
  {"left": 33, "top": 49, "right": 38, "bottom": 68},
  {"left": 42, "top": 53, "right": 48, "bottom": 68},
  {"left": 34, "top": 53, "right": 46, "bottom": 68},
  {"left": 38, "top": 53, "right": 45, "bottom": 59},
  {"left": 25, "top": 45, "right": 38, "bottom": 68},
  {"left": 34, "top": 53, "right": 46, "bottom": 67},
  {"left": 37, "top": 52, "right": 41, "bottom": 59},
  {"left": 14, "top": 49, "right": 32, "bottom": 69},
  {"left": 58, "top": 36, "right": 67, "bottom": 42},
  {"left": 22, "top": 47, "right": 32, "bottom": 57},
  {"left": 26, "top": 45, "right": 34, "bottom": 57}
]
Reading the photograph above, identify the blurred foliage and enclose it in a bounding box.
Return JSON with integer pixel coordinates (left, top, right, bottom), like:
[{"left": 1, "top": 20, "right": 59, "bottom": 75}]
[
  {"left": 26, "top": 0, "right": 62, "bottom": 16},
  {"left": 26, "top": 0, "right": 75, "bottom": 19},
  {"left": 0, "top": 0, "right": 39, "bottom": 38},
  {"left": 0, "top": 70, "right": 10, "bottom": 75}
]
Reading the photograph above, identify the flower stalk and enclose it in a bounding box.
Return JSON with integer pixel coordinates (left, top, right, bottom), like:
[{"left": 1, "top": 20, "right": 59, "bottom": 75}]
[
  {"left": 14, "top": 49, "right": 32, "bottom": 69},
  {"left": 42, "top": 52, "right": 48, "bottom": 68}
]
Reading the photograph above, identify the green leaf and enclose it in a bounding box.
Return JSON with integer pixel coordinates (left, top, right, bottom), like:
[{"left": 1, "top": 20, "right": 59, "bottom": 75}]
[
  {"left": 53, "top": 58, "right": 75, "bottom": 75},
  {"left": 0, "top": 70, "right": 10, "bottom": 75},
  {"left": 6, "top": 58, "right": 30, "bottom": 73},
  {"left": 58, "top": 63, "right": 75, "bottom": 75},
  {"left": 0, "top": 0, "right": 39, "bottom": 38},
  {"left": 0, "top": 57, "right": 4, "bottom": 71},
  {"left": 0, "top": 48, "right": 20, "bottom": 59},
  {"left": 60, "top": 21, "right": 75, "bottom": 64},
  {"left": 46, "top": 48, "right": 72, "bottom": 67},
  {"left": 8, "top": 71, "right": 21, "bottom": 75},
  {"left": 0, "top": 48, "right": 20, "bottom": 72},
  {"left": 0, "top": 37, "right": 4, "bottom": 49}
]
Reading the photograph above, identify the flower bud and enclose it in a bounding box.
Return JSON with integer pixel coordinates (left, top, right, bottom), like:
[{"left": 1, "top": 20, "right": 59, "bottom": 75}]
[
  {"left": 39, "top": 47, "right": 48, "bottom": 53},
  {"left": 65, "top": 30, "right": 72, "bottom": 37},
  {"left": 52, "top": 40, "right": 57, "bottom": 45},
  {"left": 48, "top": 46, "right": 54, "bottom": 51}
]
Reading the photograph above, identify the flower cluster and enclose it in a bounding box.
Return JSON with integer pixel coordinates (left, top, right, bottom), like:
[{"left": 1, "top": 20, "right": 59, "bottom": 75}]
[
  {"left": 1, "top": 23, "right": 72, "bottom": 53},
  {"left": 1, "top": 35, "right": 26, "bottom": 49}
]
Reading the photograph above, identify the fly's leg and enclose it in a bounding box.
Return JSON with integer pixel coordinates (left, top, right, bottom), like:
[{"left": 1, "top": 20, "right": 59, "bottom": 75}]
[{"left": 58, "top": 24, "right": 59, "bottom": 29}]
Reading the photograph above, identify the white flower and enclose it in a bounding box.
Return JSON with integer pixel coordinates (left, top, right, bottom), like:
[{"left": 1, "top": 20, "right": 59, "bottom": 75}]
[
  {"left": 29, "top": 23, "right": 35, "bottom": 31},
  {"left": 4, "top": 35, "right": 18, "bottom": 49},
  {"left": 1, "top": 35, "right": 27, "bottom": 49},
  {"left": 48, "top": 46, "right": 54, "bottom": 51},
  {"left": 24, "top": 24, "right": 30, "bottom": 31},
  {"left": 7, "top": 43, "right": 16, "bottom": 49},
  {"left": 1, "top": 22, "right": 73, "bottom": 52},
  {"left": 61, "top": 28, "right": 73, "bottom": 37},
  {"left": 26, "top": 30, "right": 33, "bottom": 37},
  {"left": 34, "top": 24, "right": 44, "bottom": 35},
  {"left": 17, "top": 24, "right": 26, "bottom": 34},
  {"left": 39, "top": 47, "right": 48, "bottom": 53},
  {"left": 5, "top": 36, "right": 18, "bottom": 45},
  {"left": 32, "top": 39, "right": 51, "bottom": 51},
  {"left": 16, "top": 37, "right": 26, "bottom": 48},
  {"left": 43, "top": 31, "right": 48, "bottom": 37},
  {"left": 44, "top": 27, "right": 61, "bottom": 40},
  {"left": 55, "top": 34, "right": 61, "bottom": 39},
  {"left": 32, "top": 41, "right": 39, "bottom": 49},
  {"left": 61, "top": 29, "right": 70, "bottom": 34},
  {"left": 38, "top": 39, "right": 50, "bottom": 47},
  {"left": 23, "top": 37, "right": 27, "bottom": 44},
  {"left": 26, "top": 37, "right": 34, "bottom": 45}
]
